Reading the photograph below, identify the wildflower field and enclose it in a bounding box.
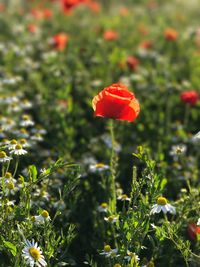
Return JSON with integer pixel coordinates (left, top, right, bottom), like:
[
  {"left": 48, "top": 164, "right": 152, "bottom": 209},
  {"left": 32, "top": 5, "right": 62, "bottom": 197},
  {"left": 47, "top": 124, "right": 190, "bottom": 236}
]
[{"left": 0, "top": 0, "right": 200, "bottom": 266}]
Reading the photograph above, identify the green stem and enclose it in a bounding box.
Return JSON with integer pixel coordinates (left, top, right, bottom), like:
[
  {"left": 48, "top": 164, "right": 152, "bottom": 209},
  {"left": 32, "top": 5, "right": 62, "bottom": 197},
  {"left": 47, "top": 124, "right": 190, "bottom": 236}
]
[
  {"left": 13, "top": 157, "right": 19, "bottom": 178},
  {"left": 184, "top": 104, "right": 190, "bottom": 129},
  {"left": 109, "top": 119, "right": 117, "bottom": 214}
]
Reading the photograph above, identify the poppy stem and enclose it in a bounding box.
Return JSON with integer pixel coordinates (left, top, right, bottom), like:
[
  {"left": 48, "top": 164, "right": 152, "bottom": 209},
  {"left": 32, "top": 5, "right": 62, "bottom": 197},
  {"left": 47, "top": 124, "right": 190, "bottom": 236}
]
[
  {"left": 184, "top": 104, "right": 190, "bottom": 128},
  {"left": 109, "top": 119, "right": 117, "bottom": 214}
]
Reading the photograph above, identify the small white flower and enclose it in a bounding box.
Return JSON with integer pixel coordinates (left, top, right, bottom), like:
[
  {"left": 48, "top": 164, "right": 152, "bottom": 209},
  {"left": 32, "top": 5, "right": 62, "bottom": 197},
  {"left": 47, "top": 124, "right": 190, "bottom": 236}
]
[
  {"left": 150, "top": 197, "right": 176, "bottom": 215},
  {"left": 170, "top": 145, "right": 186, "bottom": 156},
  {"left": 22, "top": 239, "right": 47, "bottom": 267},
  {"left": 89, "top": 163, "right": 109, "bottom": 173},
  {"left": 10, "top": 144, "right": 27, "bottom": 156},
  {"left": 31, "top": 134, "right": 44, "bottom": 142},
  {"left": 0, "top": 198, "right": 15, "bottom": 207},
  {"left": 97, "top": 202, "right": 108, "bottom": 213},
  {"left": 104, "top": 215, "right": 118, "bottom": 223},
  {"left": 124, "top": 251, "right": 140, "bottom": 262},
  {"left": 20, "top": 100, "right": 33, "bottom": 109},
  {"left": 19, "top": 138, "right": 31, "bottom": 148},
  {"left": 13, "top": 128, "right": 29, "bottom": 138},
  {"left": 117, "top": 194, "right": 131, "bottom": 202},
  {"left": 192, "top": 131, "right": 200, "bottom": 143},
  {"left": 20, "top": 115, "right": 34, "bottom": 127},
  {"left": 100, "top": 245, "right": 118, "bottom": 258},
  {"left": 0, "top": 151, "right": 12, "bottom": 163},
  {"left": 7, "top": 139, "right": 18, "bottom": 150},
  {"left": 1, "top": 172, "right": 17, "bottom": 184},
  {"left": 5, "top": 181, "right": 19, "bottom": 196},
  {"left": 33, "top": 210, "right": 51, "bottom": 224},
  {"left": 197, "top": 218, "right": 200, "bottom": 226}
]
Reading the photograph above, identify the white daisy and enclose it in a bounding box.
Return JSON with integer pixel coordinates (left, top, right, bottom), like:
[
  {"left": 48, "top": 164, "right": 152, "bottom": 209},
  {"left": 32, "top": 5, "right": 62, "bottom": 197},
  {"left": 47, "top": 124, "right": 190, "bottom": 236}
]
[
  {"left": 97, "top": 202, "right": 108, "bottom": 213},
  {"left": 124, "top": 250, "right": 140, "bottom": 262},
  {"left": 1, "top": 172, "right": 17, "bottom": 185},
  {"left": 100, "top": 245, "right": 118, "bottom": 258},
  {"left": 20, "top": 115, "right": 34, "bottom": 127},
  {"left": 170, "top": 145, "right": 186, "bottom": 156},
  {"left": 117, "top": 194, "right": 131, "bottom": 202},
  {"left": 192, "top": 131, "right": 200, "bottom": 143},
  {"left": 22, "top": 239, "right": 47, "bottom": 267},
  {"left": 19, "top": 138, "right": 31, "bottom": 148},
  {"left": 7, "top": 139, "right": 18, "bottom": 150},
  {"left": 5, "top": 181, "right": 19, "bottom": 196},
  {"left": 31, "top": 134, "right": 44, "bottom": 142},
  {"left": 104, "top": 215, "right": 118, "bottom": 223},
  {"left": 20, "top": 100, "right": 33, "bottom": 109},
  {"left": 0, "top": 151, "right": 12, "bottom": 163},
  {"left": 34, "top": 210, "right": 51, "bottom": 224},
  {"left": 150, "top": 197, "right": 176, "bottom": 215},
  {"left": 10, "top": 144, "right": 27, "bottom": 156},
  {"left": 89, "top": 163, "right": 109, "bottom": 173},
  {"left": 197, "top": 218, "right": 200, "bottom": 226},
  {"left": 13, "top": 128, "right": 29, "bottom": 138}
]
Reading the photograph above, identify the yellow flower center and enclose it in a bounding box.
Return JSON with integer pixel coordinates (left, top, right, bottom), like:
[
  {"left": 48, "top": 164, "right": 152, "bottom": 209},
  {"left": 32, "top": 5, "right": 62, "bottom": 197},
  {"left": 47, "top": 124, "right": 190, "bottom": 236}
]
[
  {"left": 23, "top": 115, "right": 30, "bottom": 121},
  {"left": 104, "top": 245, "right": 111, "bottom": 252},
  {"left": 121, "top": 194, "right": 128, "bottom": 200},
  {"left": 0, "top": 151, "right": 7, "bottom": 158},
  {"left": 41, "top": 210, "right": 49, "bottom": 218},
  {"left": 10, "top": 139, "right": 17, "bottom": 145},
  {"left": 114, "top": 264, "right": 121, "bottom": 267},
  {"left": 108, "top": 216, "right": 115, "bottom": 222},
  {"left": 176, "top": 147, "right": 182, "bottom": 154},
  {"left": 5, "top": 172, "right": 12, "bottom": 178},
  {"left": 147, "top": 261, "right": 155, "bottom": 267},
  {"left": 101, "top": 203, "right": 108, "bottom": 209},
  {"left": 19, "top": 139, "right": 27, "bottom": 144},
  {"left": 96, "top": 163, "right": 105, "bottom": 168},
  {"left": 157, "top": 197, "right": 167, "bottom": 205},
  {"left": 20, "top": 129, "right": 27, "bottom": 134},
  {"left": 15, "top": 144, "right": 22, "bottom": 150},
  {"left": 29, "top": 247, "right": 41, "bottom": 260},
  {"left": 31, "top": 216, "right": 36, "bottom": 222},
  {"left": 7, "top": 182, "right": 14, "bottom": 190}
]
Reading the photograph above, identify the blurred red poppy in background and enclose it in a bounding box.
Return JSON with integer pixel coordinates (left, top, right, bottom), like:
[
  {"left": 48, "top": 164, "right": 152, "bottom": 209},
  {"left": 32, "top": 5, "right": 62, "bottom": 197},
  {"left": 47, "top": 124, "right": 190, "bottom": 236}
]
[
  {"left": 139, "top": 40, "right": 152, "bottom": 49},
  {"left": 27, "top": 24, "right": 38, "bottom": 33},
  {"left": 126, "top": 56, "right": 139, "bottom": 71},
  {"left": 103, "top": 30, "right": 118, "bottom": 41},
  {"left": 187, "top": 223, "right": 200, "bottom": 241},
  {"left": 164, "top": 28, "right": 178, "bottom": 41},
  {"left": 180, "top": 90, "right": 199, "bottom": 105},
  {"left": 92, "top": 83, "right": 140, "bottom": 122},
  {"left": 52, "top": 33, "right": 69, "bottom": 51}
]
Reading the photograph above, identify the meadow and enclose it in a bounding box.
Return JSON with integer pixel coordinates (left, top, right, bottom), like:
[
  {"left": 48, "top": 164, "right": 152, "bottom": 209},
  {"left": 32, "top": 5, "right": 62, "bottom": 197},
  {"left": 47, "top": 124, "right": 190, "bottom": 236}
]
[{"left": 0, "top": 0, "right": 200, "bottom": 266}]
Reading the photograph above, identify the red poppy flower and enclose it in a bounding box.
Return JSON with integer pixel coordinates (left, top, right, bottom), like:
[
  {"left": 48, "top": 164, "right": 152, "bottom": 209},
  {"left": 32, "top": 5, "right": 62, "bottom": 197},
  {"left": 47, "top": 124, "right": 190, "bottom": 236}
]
[
  {"left": 0, "top": 3, "right": 5, "bottom": 12},
  {"left": 52, "top": 33, "right": 69, "bottom": 51},
  {"left": 61, "top": 0, "right": 80, "bottom": 13},
  {"left": 187, "top": 223, "right": 200, "bottom": 241},
  {"left": 139, "top": 40, "right": 152, "bottom": 49},
  {"left": 103, "top": 30, "right": 118, "bottom": 41},
  {"left": 92, "top": 83, "right": 140, "bottom": 122},
  {"left": 43, "top": 8, "right": 53, "bottom": 19},
  {"left": 31, "top": 8, "right": 44, "bottom": 20},
  {"left": 119, "top": 7, "right": 129, "bottom": 16},
  {"left": 27, "top": 24, "right": 38, "bottom": 33},
  {"left": 164, "top": 28, "right": 178, "bottom": 41},
  {"left": 126, "top": 56, "right": 139, "bottom": 71},
  {"left": 87, "top": 1, "right": 101, "bottom": 13},
  {"left": 180, "top": 90, "right": 199, "bottom": 105}
]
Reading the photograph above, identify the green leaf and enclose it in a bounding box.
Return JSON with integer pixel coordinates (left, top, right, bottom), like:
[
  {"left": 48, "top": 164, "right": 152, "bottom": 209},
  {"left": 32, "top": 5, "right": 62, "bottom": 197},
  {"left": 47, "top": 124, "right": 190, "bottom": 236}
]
[
  {"left": 3, "top": 241, "right": 17, "bottom": 256},
  {"left": 29, "top": 165, "right": 38, "bottom": 182}
]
